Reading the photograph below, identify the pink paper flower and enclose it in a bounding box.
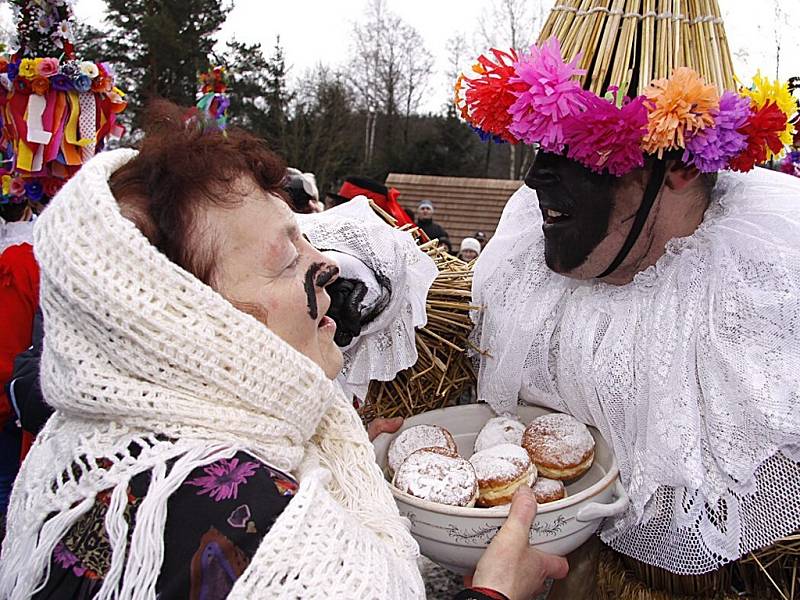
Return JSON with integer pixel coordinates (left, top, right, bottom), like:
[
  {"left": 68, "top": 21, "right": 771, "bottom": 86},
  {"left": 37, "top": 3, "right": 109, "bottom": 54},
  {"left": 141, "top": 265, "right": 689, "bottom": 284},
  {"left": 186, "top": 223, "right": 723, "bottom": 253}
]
[
  {"left": 508, "top": 37, "right": 588, "bottom": 151},
  {"left": 187, "top": 457, "right": 259, "bottom": 501},
  {"left": 36, "top": 57, "right": 60, "bottom": 78},
  {"left": 563, "top": 93, "right": 649, "bottom": 176},
  {"left": 683, "top": 91, "right": 750, "bottom": 172}
]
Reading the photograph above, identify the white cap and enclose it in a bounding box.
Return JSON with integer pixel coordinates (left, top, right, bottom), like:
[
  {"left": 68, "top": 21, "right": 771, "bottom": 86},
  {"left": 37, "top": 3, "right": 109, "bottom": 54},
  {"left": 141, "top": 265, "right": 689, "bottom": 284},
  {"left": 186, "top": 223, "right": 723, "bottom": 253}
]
[{"left": 459, "top": 237, "right": 481, "bottom": 255}]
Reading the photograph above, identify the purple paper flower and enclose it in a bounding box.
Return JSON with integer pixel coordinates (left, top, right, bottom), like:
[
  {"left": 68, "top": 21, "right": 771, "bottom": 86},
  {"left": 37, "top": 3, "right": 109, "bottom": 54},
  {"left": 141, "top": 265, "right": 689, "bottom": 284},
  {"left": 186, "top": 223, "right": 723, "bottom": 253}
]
[
  {"left": 683, "top": 91, "right": 750, "bottom": 172},
  {"left": 187, "top": 457, "right": 260, "bottom": 501},
  {"left": 508, "top": 37, "right": 588, "bottom": 151},
  {"left": 563, "top": 93, "right": 649, "bottom": 176},
  {"left": 50, "top": 73, "right": 74, "bottom": 91},
  {"left": 24, "top": 181, "right": 43, "bottom": 202},
  {"left": 6, "top": 62, "right": 19, "bottom": 81}
]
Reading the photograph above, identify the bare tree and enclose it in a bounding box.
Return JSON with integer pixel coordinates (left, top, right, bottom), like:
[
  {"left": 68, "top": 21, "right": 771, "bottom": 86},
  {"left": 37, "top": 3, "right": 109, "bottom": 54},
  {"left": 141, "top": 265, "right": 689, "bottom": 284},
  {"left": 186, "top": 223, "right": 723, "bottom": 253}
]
[{"left": 348, "top": 0, "right": 433, "bottom": 166}]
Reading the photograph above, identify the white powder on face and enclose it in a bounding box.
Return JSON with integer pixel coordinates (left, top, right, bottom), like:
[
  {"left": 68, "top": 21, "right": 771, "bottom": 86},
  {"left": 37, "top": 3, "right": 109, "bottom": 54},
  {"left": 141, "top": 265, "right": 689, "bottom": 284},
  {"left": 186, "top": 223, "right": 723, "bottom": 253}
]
[
  {"left": 469, "top": 443, "right": 531, "bottom": 485},
  {"left": 473, "top": 416, "right": 526, "bottom": 453},
  {"left": 388, "top": 424, "right": 454, "bottom": 473},
  {"left": 393, "top": 449, "right": 478, "bottom": 506}
]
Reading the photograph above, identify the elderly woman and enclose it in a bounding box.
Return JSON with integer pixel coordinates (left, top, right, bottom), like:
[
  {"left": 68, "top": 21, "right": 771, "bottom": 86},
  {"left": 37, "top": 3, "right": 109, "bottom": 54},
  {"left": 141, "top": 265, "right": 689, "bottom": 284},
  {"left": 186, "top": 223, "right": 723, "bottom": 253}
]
[{"left": 0, "top": 104, "right": 566, "bottom": 600}]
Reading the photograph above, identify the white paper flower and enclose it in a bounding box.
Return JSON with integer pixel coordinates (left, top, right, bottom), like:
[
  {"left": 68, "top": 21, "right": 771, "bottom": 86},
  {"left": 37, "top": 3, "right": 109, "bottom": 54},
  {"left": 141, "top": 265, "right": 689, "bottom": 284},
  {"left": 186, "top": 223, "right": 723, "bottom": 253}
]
[{"left": 79, "top": 61, "right": 99, "bottom": 78}]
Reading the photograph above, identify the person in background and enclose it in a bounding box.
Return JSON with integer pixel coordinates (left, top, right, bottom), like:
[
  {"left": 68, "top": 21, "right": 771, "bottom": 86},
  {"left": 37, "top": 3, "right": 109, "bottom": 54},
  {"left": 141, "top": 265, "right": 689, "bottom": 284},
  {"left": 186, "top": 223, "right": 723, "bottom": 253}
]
[
  {"left": 458, "top": 237, "right": 481, "bottom": 262},
  {"left": 474, "top": 230, "right": 487, "bottom": 249},
  {"left": 334, "top": 176, "right": 413, "bottom": 226},
  {"left": 415, "top": 200, "right": 451, "bottom": 251},
  {"left": 284, "top": 168, "right": 324, "bottom": 213}
]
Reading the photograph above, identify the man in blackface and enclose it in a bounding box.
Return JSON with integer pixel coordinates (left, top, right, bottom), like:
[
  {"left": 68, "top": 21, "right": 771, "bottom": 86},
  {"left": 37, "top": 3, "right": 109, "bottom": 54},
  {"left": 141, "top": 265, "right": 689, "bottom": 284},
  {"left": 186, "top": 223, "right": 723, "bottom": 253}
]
[{"left": 460, "top": 1, "right": 800, "bottom": 582}]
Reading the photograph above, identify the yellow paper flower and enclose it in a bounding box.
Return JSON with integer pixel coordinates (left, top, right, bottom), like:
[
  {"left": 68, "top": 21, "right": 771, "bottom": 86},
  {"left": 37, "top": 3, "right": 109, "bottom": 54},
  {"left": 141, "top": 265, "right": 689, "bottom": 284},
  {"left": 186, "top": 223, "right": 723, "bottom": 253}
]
[
  {"left": 642, "top": 67, "right": 720, "bottom": 157},
  {"left": 2, "top": 175, "right": 10, "bottom": 196},
  {"left": 19, "top": 58, "right": 37, "bottom": 79},
  {"left": 741, "top": 71, "right": 796, "bottom": 148}
]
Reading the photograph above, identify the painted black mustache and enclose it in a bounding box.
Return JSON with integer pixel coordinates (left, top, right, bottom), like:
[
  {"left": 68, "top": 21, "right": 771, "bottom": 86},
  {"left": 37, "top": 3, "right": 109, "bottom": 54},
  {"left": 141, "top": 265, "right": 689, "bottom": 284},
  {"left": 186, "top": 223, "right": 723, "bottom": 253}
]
[{"left": 304, "top": 262, "right": 339, "bottom": 320}]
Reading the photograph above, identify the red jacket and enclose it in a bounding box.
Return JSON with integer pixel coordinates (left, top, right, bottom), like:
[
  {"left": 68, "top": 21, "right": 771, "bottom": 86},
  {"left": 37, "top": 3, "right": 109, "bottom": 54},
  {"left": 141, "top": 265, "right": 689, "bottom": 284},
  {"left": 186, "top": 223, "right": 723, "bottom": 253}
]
[{"left": 0, "top": 243, "right": 39, "bottom": 454}]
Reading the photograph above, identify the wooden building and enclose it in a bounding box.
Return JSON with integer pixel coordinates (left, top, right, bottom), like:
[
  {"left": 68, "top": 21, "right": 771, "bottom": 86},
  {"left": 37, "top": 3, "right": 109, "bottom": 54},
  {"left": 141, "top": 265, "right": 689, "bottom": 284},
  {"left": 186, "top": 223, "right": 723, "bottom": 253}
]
[{"left": 385, "top": 173, "right": 522, "bottom": 249}]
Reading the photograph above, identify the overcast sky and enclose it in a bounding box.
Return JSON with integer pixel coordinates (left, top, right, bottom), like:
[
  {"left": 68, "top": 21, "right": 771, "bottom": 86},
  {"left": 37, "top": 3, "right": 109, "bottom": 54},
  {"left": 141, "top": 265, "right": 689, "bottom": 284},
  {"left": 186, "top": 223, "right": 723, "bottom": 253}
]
[{"left": 57, "top": 0, "right": 800, "bottom": 113}]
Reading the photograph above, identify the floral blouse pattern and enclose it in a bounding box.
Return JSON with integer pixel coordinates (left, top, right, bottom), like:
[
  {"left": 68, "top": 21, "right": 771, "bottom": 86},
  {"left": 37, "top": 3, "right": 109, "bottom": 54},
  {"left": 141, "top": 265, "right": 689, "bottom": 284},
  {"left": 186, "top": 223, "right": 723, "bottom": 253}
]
[{"left": 34, "top": 451, "right": 298, "bottom": 600}]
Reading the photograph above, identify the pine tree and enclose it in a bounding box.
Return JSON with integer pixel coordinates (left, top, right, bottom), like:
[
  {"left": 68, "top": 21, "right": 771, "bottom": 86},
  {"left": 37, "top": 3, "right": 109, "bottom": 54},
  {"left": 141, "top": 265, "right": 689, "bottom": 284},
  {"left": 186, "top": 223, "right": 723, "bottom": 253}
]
[{"left": 101, "top": 0, "right": 229, "bottom": 125}]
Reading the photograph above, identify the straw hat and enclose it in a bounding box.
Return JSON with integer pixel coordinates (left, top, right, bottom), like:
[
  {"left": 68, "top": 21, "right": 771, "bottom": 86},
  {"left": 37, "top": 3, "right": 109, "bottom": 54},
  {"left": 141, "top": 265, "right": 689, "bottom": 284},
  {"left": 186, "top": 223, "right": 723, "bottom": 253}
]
[{"left": 455, "top": 0, "right": 797, "bottom": 176}]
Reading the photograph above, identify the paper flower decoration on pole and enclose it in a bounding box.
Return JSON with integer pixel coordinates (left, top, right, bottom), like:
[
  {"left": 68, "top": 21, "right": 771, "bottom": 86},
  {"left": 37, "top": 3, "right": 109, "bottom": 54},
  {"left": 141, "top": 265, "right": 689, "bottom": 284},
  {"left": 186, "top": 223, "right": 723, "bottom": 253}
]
[
  {"left": 0, "top": 0, "right": 127, "bottom": 206},
  {"left": 196, "top": 65, "right": 230, "bottom": 132}
]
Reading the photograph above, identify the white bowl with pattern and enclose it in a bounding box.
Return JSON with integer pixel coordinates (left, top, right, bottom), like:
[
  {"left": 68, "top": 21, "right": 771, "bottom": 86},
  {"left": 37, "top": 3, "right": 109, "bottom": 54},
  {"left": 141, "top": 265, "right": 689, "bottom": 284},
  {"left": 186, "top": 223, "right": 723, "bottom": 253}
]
[{"left": 373, "top": 404, "right": 628, "bottom": 575}]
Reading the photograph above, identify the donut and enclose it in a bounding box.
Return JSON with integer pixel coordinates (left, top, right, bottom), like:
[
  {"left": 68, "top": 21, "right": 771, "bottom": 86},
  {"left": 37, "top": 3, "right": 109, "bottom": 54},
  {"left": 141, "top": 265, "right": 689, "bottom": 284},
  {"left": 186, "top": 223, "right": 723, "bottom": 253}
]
[
  {"left": 392, "top": 447, "right": 478, "bottom": 507},
  {"left": 531, "top": 477, "right": 567, "bottom": 504},
  {"left": 473, "top": 416, "right": 526, "bottom": 453},
  {"left": 469, "top": 443, "right": 537, "bottom": 508},
  {"left": 387, "top": 424, "right": 458, "bottom": 475},
  {"left": 522, "top": 413, "right": 595, "bottom": 480}
]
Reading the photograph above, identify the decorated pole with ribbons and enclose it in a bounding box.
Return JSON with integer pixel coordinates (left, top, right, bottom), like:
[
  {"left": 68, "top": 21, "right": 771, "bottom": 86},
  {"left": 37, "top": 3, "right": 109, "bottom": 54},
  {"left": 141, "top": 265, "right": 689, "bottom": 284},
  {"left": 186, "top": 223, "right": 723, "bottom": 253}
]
[
  {"left": 195, "top": 65, "right": 229, "bottom": 131},
  {"left": 0, "top": 0, "right": 127, "bottom": 206}
]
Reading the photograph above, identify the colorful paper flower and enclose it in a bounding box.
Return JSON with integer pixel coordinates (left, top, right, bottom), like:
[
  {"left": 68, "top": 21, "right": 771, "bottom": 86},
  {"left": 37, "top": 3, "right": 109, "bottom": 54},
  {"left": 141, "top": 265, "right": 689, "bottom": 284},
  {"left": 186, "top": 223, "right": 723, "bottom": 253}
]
[
  {"left": 508, "top": 37, "right": 588, "bottom": 151},
  {"left": 9, "top": 178, "right": 26, "bottom": 197},
  {"left": 740, "top": 71, "right": 796, "bottom": 156},
  {"left": 24, "top": 181, "right": 43, "bottom": 202},
  {"left": 36, "top": 57, "right": 59, "bottom": 77},
  {"left": 563, "top": 92, "right": 649, "bottom": 176},
  {"left": 6, "top": 62, "right": 19, "bottom": 81},
  {"left": 642, "top": 67, "right": 719, "bottom": 157},
  {"left": 460, "top": 48, "right": 527, "bottom": 143},
  {"left": 729, "top": 102, "right": 788, "bottom": 172},
  {"left": 91, "top": 76, "right": 113, "bottom": 93},
  {"left": 684, "top": 91, "right": 750, "bottom": 172},
  {"left": 31, "top": 76, "right": 50, "bottom": 95},
  {"left": 43, "top": 178, "right": 62, "bottom": 198},
  {"left": 79, "top": 61, "right": 99, "bottom": 79},
  {"left": 73, "top": 74, "right": 92, "bottom": 92},
  {"left": 18, "top": 58, "right": 36, "bottom": 79},
  {"left": 50, "top": 73, "right": 73, "bottom": 91}
]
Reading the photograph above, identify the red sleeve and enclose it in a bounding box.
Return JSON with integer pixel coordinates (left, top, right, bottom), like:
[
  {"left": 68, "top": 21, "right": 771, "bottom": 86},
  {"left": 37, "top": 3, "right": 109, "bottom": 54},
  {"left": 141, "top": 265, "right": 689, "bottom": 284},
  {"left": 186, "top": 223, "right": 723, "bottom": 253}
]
[{"left": 0, "top": 243, "right": 40, "bottom": 425}]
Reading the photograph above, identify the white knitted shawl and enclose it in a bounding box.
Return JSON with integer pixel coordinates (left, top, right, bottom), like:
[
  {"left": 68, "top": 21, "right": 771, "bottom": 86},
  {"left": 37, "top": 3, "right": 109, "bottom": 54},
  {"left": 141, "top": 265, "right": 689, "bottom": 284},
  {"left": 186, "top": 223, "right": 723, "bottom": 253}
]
[{"left": 0, "top": 149, "right": 424, "bottom": 599}]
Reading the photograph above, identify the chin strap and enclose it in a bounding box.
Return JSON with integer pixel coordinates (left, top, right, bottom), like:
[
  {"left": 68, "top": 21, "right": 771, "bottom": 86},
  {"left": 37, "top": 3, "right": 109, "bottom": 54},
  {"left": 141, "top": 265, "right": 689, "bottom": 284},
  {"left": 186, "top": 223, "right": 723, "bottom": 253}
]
[{"left": 596, "top": 160, "right": 668, "bottom": 279}]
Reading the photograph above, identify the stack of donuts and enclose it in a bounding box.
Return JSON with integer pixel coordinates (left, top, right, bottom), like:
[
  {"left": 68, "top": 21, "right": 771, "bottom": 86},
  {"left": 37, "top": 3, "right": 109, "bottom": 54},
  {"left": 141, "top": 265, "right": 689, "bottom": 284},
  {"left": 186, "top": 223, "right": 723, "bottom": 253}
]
[{"left": 388, "top": 413, "right": 595, "bottom": 508}]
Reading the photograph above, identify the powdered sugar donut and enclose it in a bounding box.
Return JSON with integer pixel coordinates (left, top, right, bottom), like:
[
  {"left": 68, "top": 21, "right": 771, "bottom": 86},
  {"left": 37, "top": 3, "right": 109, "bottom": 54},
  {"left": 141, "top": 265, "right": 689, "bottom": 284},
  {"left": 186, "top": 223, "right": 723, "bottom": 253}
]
[
  {"left": 473, "top": 416, "right": 526, "bottom": 453},
  {"left": 469, "top": 443, "right": 537, "bottom": 507},
  {"left": 522, "top": 413, "right": 595, "bottom": 480},
  {"left": 392, "top": 447, "right": 478, "bottom": 507},
  {"left": 387, "top": 424, "right": 457, "bottom": 475},
  {"left": 531, "top": 477, "right": 567, "bottom": 504}
]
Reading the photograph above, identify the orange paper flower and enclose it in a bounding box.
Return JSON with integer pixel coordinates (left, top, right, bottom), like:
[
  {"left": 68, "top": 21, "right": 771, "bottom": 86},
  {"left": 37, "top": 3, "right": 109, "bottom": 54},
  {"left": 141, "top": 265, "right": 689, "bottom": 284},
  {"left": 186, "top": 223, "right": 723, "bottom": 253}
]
[
  {"left": 642, "top": 67, "right": 719, "bottom": 157},
  {"left": 31, "top": 76, "right": 50, "bottom": 95}
]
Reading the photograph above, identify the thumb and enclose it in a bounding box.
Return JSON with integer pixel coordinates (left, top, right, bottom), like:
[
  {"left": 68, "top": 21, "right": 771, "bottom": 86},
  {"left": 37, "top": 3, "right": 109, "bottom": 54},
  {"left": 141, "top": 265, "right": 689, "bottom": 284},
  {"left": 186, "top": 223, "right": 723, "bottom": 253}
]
[
  {"left": 533, "top": 550, "right": 570, "bottom": 580},
  {"left": 503, "top": 485, "right": 539, "bottom": 539}
]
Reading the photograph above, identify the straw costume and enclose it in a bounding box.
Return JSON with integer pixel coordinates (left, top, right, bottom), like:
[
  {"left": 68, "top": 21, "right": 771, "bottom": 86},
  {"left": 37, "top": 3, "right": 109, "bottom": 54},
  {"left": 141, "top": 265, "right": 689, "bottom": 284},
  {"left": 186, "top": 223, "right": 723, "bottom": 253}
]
[{"left": 458, "top": 0, "right": 800, "bottom": 581}]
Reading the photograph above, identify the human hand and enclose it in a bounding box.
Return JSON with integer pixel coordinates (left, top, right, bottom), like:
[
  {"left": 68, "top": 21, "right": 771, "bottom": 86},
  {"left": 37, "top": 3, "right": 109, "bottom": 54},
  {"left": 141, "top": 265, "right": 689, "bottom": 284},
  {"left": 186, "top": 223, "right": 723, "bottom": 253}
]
[
  {"left": 367, "top": 417, "right": 403, "bottom": 442},
  {"left": 472, "top": 486, "right": 569, "bottom": 599}
]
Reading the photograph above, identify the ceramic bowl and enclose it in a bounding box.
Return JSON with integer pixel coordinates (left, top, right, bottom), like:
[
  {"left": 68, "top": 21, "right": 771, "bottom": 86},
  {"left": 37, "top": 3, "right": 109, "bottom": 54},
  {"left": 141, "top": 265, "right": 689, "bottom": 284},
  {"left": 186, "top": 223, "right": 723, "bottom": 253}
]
[{"left": 372, "top": 404, "right": 628, "bottom": 574}]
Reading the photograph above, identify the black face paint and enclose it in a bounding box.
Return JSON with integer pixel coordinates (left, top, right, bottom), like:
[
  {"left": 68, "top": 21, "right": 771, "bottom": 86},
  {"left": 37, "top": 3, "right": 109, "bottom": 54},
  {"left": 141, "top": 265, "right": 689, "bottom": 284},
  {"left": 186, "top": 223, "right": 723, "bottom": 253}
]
[
  {"left": 315, "top": 265, "right": 339, "bottom": 288},
  {"left": 524, "top": 151, "right": 616, "bottom": 273},
  {"left": 304, "top": 262, "right": 324, "bottom": 320}
]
